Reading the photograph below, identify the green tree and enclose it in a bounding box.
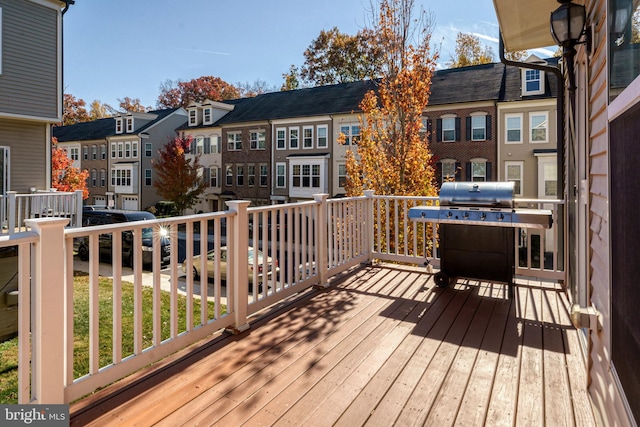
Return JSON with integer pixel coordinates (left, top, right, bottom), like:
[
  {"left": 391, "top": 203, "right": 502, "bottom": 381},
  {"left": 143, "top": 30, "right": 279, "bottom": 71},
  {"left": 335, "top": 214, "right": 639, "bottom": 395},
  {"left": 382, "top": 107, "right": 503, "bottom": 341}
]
[
  {"left": 152, "top": 136, "right": 206, "bottom": 214},
  {"left": 156, "top": 76, "right": 240, "bottom": 108},
  {"left": 281, "top": 65, "right": 302, "bottom": 91},
  {"left": 300, "top": 27, "right": 383, "bottom": 86},
  {"left": 448, "top": 32, "right": 494, "bottom": 68}
]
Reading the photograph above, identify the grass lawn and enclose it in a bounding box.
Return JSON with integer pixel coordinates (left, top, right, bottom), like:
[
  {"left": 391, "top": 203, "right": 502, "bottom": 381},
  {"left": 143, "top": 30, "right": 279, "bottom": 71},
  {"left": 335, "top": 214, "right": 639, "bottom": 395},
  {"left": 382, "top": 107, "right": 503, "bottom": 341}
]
[{"left": 0, "top": 271, "right": 223, "bottom": 404}]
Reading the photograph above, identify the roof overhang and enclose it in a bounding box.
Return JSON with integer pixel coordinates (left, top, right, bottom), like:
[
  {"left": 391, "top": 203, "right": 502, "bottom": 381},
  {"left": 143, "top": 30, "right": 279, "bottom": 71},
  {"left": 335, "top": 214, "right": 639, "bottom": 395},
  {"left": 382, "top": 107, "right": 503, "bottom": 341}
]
[{"left": 492, "top": 0, "right": 563, "bottom": 51}]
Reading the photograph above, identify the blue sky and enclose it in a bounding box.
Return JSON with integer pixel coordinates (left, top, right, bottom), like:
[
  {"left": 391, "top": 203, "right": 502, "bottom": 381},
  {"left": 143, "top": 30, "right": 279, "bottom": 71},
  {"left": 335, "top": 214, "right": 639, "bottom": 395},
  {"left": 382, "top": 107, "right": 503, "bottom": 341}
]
[{"left": 62, "top": 0, "right": 549, "bottom": 110}]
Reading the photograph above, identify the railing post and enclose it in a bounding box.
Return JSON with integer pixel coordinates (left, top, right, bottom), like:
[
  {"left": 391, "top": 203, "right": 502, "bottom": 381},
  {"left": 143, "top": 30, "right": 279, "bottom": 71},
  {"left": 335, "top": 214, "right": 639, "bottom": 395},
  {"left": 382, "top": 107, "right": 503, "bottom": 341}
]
[
  {"left": 8, "top": 191, "right": 17, "bottom": 235},
  {"left": 74, "top": 190, "right": 84, "bottom": 228},
  {"left": 24, "top": 217, "right": 69, "bottom": 403},
  {"left": 225, "top": 200, "right": 251, "bottom": 333},
  {"left": 364, "top": 190, "right": 375, "bottom": 263},
  {"left": 314, "top": 194, "right": 329, "bottom": 288}
]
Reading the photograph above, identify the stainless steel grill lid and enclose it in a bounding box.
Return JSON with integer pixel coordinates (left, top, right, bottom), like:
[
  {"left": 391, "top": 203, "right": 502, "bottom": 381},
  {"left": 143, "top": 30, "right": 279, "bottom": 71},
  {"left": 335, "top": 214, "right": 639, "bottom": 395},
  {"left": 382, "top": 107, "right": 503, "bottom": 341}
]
[{"left": 438, "top": 181, "right": 515, "bottom": 208}]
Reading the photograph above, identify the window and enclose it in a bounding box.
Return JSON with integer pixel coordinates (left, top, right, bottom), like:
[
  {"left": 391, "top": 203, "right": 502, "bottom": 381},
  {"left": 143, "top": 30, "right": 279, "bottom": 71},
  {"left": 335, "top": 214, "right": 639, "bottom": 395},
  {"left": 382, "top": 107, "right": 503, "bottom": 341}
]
[
  {"left": 276, "top": 163, "right": 286, "bottom": 188},
  {"left": 100, "top": 144, "right": 106, "bottom": 160},
  {"left": 70, "top": 147, "right": 79, "bottom": 161},
  {"left": 111, "top": 168, "right": 132, "bottom": 187},
  {"left": 441, "top": 117, "right": 456, "bottom": 142},
  {"left": 203, "top": 107, "right": 212, "bottom": 124},
  {"left": 338, "top": 164, "right": 347, "bottom": 188},
  {"left": 530, "top": 112, "right": 548, "bottom": 142},
  {"left": 209, "top": 167, "right": 219, "bottom": 187},
  {"left": 132, "top": 141, "right": 138, "bottom": 157},
  {"left": 83, "top": 146, "right": 88, "bottom": 160},
  {"left": 111, "top": 143, "right": 117, "bottom": 158},
  {"left": 236, "top": 165, "right": 244, "bottom": 186},
  {"left": 145, "top": 169, "right": 152, "bottom": 186},
  {"left": 250, "top": 131, "right": 266, "bottom": 150},
  {"left": 276, "top": 128, "right": 286, "bottom": 150},
  {"left": 225, "top": 165, "right": 233, "bottom": 186},
  {"left": 91, "top": 145, "right": 97, "bottom": 160},
  {"left": 542, "top": 161, "right": 557, "bottom": 197},
  {"left": 91, "top": 169, "right": 97, "bottom": 187},
  {"left": 292, "top": 163, "right": 321, "bottom": 189},
  {"left": 303, "top": 126, "right": 313, "bottom": 148},
  {"left": 317, "top": 125, "right": 328, "bottom": 148},
  {"left": 292, "top": 164, "right": 300, "bottom": 187},
  {"left": 506, "top": 114, "right": 523, "bottom": 143},
  {"left": 522, "top": 68, "right": 544, "bottom": 95},
  {"left": 340, "top": 124, "right": 360, "bottom": 145},
  {"left": 260, "top": 164, "right": 268, "bottom": 187},
  {"left": 126, "top": 117, "right": 133, "bottom": 132},
  {"left": 471, "top": 115, "right": 486, "bottom": 141},
  {"left": 289, "top": 128, "right": 299, "bottom": 149},
  {"left": 248, "top": 164, "right": 256, "bottom": 186},
  {"left": 125, "top": 142, "right": 131, "bottom": 158},
  {"left": 100, "top": 169, "right": 106, "bottom": 187},
  {"left": 471, "top": 160, "right": 487, "bottom": 182},
  {"left": 441, "top": 160, "right": 457, "bottom": 182},
  {"left": 227, "top": 132, "right": 242, "bottom": 151},
  {"left": 210, "top": 136, "right": 221, "bottom": 153},
  {"left": 118, "top": 142, "right": 124, "bottom": 158},
  {"left": 196, "top": 137, "right": 204, "bottom": 154},
  {"left": 506, "top": 161, "right": 523, "bottom": 196},
  {"left": 115, "top": 118, "right": 123, "bottom": 134},
  {"left": 145, "top": 142, "right": 152, "bottom": 157},
  {"left": 189, "top": 109, "right": 197, "bottom": 126}
]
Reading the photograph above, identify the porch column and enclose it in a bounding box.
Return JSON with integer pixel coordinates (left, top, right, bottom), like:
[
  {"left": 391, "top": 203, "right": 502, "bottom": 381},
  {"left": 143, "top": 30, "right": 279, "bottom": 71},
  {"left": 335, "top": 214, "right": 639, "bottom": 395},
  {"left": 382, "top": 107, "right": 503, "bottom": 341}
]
[
  {"left": 25, "top": 217, "right": 69, "bottom": 403},
  {"left": 225, "top": 200, "right": 251, "bottom": 333},
  {"left": 364, "top": 190, "right": 375, "bottom": 263},
  {"left": 313, "top": 194, "right": 329, "bottom": 288}
]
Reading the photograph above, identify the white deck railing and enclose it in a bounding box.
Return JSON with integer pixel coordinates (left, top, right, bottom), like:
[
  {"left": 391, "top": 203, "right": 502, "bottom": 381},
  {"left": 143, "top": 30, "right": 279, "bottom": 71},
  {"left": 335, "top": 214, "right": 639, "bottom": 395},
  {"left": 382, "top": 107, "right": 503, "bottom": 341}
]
[
  {"left": 0, "top": 192, "right": 565, "bottom": 404},
  {"left": 1, "top": 190, "right": 83, "bottom": 235}
]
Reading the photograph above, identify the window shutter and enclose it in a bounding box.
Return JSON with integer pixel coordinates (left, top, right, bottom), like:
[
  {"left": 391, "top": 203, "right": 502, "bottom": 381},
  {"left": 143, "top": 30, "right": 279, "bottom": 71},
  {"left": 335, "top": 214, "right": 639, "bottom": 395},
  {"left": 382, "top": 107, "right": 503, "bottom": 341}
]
[
  {"left": 204, "top": 168, "right": 211, "bottom": 186},
  {"left": 455, "top": 118, "right": 461, "bottom": 141},
  {"left": 204, "top": 137, "right": 210, "bottom": 154},
  {"left": 189, "top": 140, "right": 195, "bottom": 153},
  {"left": 465, "top": 162, "right": 471, "bottom": 181},
  {"left": 435, "top": 163, "right": 442, "bottom": 187},
  {"left": 436, "top": 119, "right": 442, "bottom": 142},
  {"left": 455, "top": 162, "right": 461, "bottom": 181},
  {"left": 466, "top": 117, "right": 471, "bottom": 141},
  {"left": 427, "top": 119, "right": 433, "bottom": 142},
  {"left": 486, "top": 116, "right": 492, "bottom": 140},
  {"left": 217, "top": 168, "right": 221, "bottom": 187},
  {"left": 486, "top": 162, "right": 492, "bottom": 180}
]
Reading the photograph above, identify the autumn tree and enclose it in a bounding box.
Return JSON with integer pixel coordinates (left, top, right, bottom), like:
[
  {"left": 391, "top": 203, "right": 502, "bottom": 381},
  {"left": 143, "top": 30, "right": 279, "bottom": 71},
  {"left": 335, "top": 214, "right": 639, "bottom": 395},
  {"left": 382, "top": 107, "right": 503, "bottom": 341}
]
[
  {"left": 62, "top": 93, "right": 90, "bottom": 125},
  {"left": 51, "top": 137, "right": 89, "bottom": 199},
  {"left": 281, "top": 65, "right": 302, "bottom": 91},
  {"left": 88, "top": 100, "right": 116, "bottom": 120},
  {"left": 448, "top": 32, "right": 494, "bottom": 68},
  {"left": 156, "top": 76, "right": 240, "bottom": 108},
  {"left": 504, "top": 49, "right": 530, "bottom": 62},
  {"left": 236, "top": 79, "right": 278, "bottom": 97},
  {"left": 118, "top": 97, "right": 149, "bottom": 113},
  {"left": 152, "top": 135, "right": 206, "bottom": 214},
  {"left": 300, "top": 27, "right": 383, "bottom": 86}
]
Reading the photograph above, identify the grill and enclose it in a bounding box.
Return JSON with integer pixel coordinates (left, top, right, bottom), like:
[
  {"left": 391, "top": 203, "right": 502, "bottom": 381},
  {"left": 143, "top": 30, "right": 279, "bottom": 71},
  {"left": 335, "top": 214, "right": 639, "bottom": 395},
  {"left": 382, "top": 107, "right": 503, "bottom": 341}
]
[{"left": 408, "top": 182, "right": 553, "bottom": 298}]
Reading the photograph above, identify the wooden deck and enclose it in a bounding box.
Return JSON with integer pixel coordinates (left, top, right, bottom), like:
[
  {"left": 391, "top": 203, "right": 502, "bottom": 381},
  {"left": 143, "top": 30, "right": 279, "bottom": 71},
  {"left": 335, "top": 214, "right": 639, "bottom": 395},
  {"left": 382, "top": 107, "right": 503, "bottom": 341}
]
[{"left": 70, "top": 263, "right": 596, "bottom": 426}]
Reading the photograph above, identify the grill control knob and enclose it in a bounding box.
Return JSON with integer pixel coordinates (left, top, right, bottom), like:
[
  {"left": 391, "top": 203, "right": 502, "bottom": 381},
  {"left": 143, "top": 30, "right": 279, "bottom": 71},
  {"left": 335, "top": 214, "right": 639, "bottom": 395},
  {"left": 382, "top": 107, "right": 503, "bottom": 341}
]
[
  {"left": 480, "top": 213, "right": 486, "bottom": 220},
  {"left": 463, "top": 212, "right": 469, "bottom": 219},
  {"left": 446, "top": 211, "right": 453, "bottom": 218},
  {"left": 497, "top": 213, "right": 505, "bottom": 221}
]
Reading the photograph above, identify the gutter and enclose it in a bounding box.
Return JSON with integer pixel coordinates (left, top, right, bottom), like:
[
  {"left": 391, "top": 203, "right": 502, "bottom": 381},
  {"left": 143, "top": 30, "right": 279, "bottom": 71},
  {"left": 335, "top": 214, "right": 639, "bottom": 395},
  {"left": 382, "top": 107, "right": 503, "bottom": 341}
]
[{"left": 498, "top": 32, "right": 566, "bottom": 273}]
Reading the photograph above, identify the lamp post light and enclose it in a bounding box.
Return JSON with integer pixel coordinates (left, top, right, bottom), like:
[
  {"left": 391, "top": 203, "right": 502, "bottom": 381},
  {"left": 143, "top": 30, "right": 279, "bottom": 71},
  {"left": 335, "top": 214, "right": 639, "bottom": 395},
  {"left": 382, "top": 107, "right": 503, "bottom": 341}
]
[{"left": 550, "top": 0, "right": 587, "bottom": 93}]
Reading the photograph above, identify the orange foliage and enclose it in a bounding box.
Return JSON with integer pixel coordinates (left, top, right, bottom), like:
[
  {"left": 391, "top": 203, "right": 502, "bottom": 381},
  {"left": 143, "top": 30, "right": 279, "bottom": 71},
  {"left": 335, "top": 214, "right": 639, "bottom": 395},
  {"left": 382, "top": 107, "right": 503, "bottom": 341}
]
[{"left": 51, "top": 137, "right": 89, "bottom": 199}]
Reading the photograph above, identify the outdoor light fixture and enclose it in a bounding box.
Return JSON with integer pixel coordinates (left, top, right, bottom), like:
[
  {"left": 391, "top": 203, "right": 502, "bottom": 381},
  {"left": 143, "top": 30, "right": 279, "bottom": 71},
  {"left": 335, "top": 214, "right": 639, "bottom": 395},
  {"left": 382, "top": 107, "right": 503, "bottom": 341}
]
[
  {"left": 550, "top": 0, "right": 589, "bottom": 92},
  {"left": 611, "top": 0, "right": 634, "bottom": 46}
]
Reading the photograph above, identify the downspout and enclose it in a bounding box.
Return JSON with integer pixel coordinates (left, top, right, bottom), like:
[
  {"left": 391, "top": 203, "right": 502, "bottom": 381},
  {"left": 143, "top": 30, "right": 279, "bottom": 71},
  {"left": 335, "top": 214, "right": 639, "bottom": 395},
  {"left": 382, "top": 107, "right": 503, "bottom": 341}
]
[{"left": 498, "top": 32, "right": 566, "bottom": 274}]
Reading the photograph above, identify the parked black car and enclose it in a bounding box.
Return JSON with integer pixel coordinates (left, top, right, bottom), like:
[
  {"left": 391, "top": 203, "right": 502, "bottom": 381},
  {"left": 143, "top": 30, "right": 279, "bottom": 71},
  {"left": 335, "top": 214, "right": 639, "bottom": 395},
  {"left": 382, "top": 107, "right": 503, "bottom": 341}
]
[{"left": 76, "top": 208, "right": 170, "bottom": 268}]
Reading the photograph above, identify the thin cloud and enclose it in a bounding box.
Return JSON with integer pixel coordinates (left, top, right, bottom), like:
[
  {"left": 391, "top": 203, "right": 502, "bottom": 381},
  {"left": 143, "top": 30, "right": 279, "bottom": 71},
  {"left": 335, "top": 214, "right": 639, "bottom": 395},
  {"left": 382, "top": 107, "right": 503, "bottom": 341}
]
[{"left": 177, "top": 48, "right": 231, "bottom": 56}]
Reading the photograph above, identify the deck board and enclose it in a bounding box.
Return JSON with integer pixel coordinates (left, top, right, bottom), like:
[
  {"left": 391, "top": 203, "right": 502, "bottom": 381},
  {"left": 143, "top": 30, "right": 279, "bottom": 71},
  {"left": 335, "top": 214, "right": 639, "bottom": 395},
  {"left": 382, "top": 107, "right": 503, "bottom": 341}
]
[{"left": 70, "top": 264, "right": 596, "bottom": 427}]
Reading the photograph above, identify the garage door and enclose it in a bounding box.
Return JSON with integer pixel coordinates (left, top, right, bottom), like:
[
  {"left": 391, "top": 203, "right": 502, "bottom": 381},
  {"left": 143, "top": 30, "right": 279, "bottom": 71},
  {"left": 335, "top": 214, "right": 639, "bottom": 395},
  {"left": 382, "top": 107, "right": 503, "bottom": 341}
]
[{"left": 122, "top": 196, "right": 138, "bottom": 210}]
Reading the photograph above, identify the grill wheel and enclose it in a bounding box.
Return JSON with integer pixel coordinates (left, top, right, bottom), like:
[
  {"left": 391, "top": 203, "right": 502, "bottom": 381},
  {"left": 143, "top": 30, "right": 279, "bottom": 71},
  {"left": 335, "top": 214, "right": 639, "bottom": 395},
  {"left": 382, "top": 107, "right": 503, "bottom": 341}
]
[{"left": 434, "top": 271, "right": 450, "bottom": 288}]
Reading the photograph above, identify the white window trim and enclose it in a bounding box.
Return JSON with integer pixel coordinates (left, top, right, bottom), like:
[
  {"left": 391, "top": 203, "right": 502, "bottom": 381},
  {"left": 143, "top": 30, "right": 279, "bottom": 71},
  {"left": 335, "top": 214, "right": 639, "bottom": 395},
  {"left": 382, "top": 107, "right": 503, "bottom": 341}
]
[
  {"left": 303, "top": 126, "right": 314, "bottom": 149},
  {"left": 227, "top": 131, "right": 242, "bottom": 151},
  {"left": 505, "top": 113, "right": 523, "bottom": 144},
  {"left": 289, "top": 127, "right": 300, "bottom": 149},
  {"left": 126, "top": 117, "right": 134, "bottom": 133},
  {"left": 115, "top": 118, "right": 123, "bottom": 134},
  {"left": 441, "top": 159, "right": 457, "bottom": 182},
  {"left": 317, "top": 125, "right": 328, "bottom": 148},
  {"left": 470, "top": 113, "right": 487, "bottom": 141},
  {"left": 145, "top": 142, "right": 152, "bottom": 157},
  {"left": 250, "top": 130, "right": 266, "bottom": 150},
  {"left": 259, "top": 164, "right": 268, "bottom": 187},
  {"left": 505, "top": 161, "right": 524, "bottom": 196},
  {"left": 441, "top": 116, "right": 456, "bottom": 142},
  {"left": 276, "top": 127, "right": 287, "bottom": 150},
  {"left": 188, "top": 109, "right": 197, "bottom": 126},
  {"left": 529, "top": 111, "right": 549, "bottom": 143},
  {"left": 522, "top": 68, "right": 545, "bottom": 96},
  {"left": 203, "top": 107, "right": 213, "bottom": 125},
  {"left": 470, "top": 158, "right": 488, "bottom": 182},
  {"left": 338, "top": 163, "right": 347, "bottom": 188},
  {"left": 276, "top": 162, "right": 286, "bottom": 188}
]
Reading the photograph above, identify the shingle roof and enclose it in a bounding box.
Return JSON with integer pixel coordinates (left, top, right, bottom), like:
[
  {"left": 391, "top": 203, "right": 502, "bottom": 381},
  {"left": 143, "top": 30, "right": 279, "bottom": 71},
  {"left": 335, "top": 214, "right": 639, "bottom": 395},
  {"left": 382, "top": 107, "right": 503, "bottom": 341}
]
[
  {"left": 429, "top": 62, "right": 506, "bottom": 105},
  {"left": 213, "top": 79, "right": 379, "bottom": 125},
  {"left": 53, "top": 108, "right": 181, "bottom": 142},
  {"left": 501, "top": 57, "right": 559, "bottom": 102}
]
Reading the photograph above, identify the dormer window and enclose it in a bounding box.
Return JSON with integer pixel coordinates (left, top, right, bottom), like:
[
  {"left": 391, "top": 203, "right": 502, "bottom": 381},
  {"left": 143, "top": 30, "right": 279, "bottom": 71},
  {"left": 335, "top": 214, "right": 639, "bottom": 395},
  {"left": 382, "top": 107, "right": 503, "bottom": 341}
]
[
  {"left": 203, "top": 107, "right": 212, "bottom": 124},
  {"left": 188, "top": 109, "right": 197, "bottom": 126},
  {"left": 126, "top": 117, "right": 134, "bottom": 133},
  {"left": 115, "top": 117, "right": 123, "bottom": 134},
  {"left": 522, "top": 68, "right": 545, "bottom": 96}
]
